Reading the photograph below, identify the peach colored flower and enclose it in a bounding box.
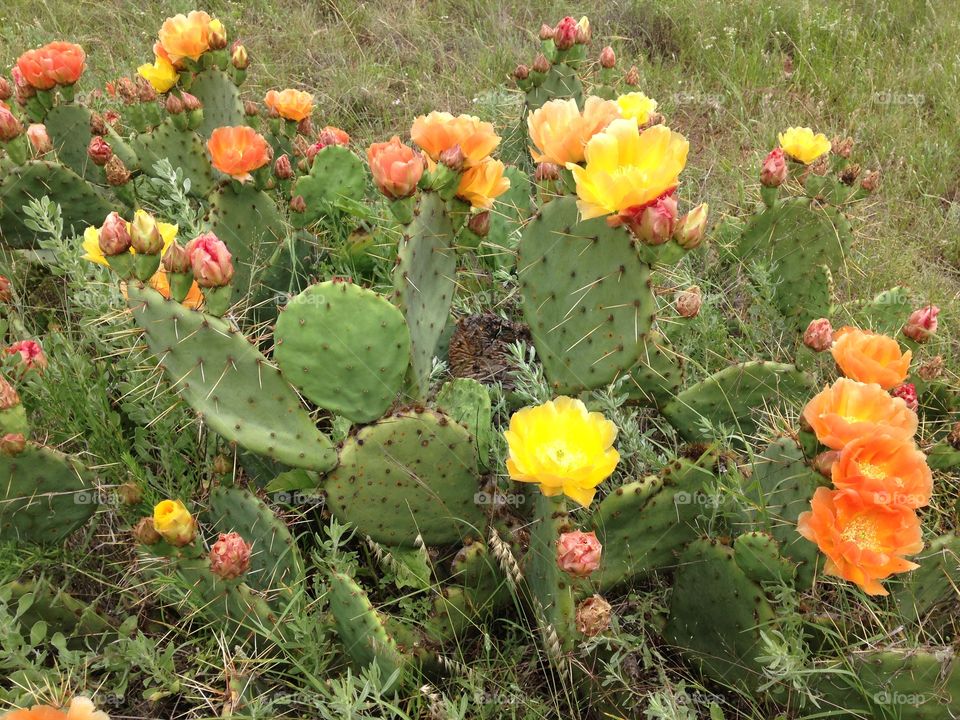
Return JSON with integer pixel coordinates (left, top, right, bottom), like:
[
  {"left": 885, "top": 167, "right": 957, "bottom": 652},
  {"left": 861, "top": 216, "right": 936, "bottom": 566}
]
[
  {"left": 264, "top": 89, "right": 314, "bottom": 122},
  {"left": 802, "top": 378, "right": 918, "bottom": 450},
  {"left": 16, "top": 42, "right": 86, "bottom": 89},
  {"left": 556, "top": 530, "right": 602, "bottom": 577},
  {"left": 1, "top": 696, "right": 110, "bottom": 720},
  {"left": 367, "top": 136, "right": 424, "bottom": 199},
  {"left": 410, "top": 111, "right": 499, "bottom": 166},
  {"left": 207, "top": 126, "right": 271, "bottom": 181},
  {"left": 831, "top": 326, "right": 911, "bottom": 390},
  {"left": 527, "top": 96, "right": 620, "bottom": 166},
  {"left": 158, "top": 11, "right": 214, "bottom": 65},
  {"left": 455, "top": 158, "right": 510, "bottom": 209},
  {"left": 831, "top": 434, "right": 931, "bottom": 509},
  {"left": 797, "top": 487, "right": 923, "bottom": 596}
]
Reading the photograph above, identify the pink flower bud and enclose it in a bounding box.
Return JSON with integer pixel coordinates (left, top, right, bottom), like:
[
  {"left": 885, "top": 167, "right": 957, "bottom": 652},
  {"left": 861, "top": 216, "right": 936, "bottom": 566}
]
[
  {"left": 675, "top": 286, "right": 702, "bottom": 318},
  {"left": 243, "top": 100, "right": 259, "bottom": 117},
  {"left": 514, "top": 64, "right": 530, "bottom": 80},
  {"left": 812, "top": 450, "right": 841, "bottom": 478},
  {"left": 103, "top": 110, "right": 121, "bottom": 127},
  {"left": 0, "top": 375, "right": 20, "bottom": 410},
  {"left": 273, "top": 153, "right": 293, "bottom": 180},
  {"left": 634, "top": 194, "right": 678, "bottom": 245},
  {"left": 297, "top": 117, "right": 313, "bottom": 137},
  {"left": 803, "top": 318, "right": 833, "bottom": 352},
  {"left": 165, "top": 94, "right": 184, "bottom": 114},
  {"left": 917, "top": 356, "right": 943, "bottom": 381},
  {"left": 554, "top": 16, "right": 578, "bottom": 50},
  {"left": 290, "top": 195, "right": 307, "bottom": 213},
  {"left": 181, "top": 92, "right": 201, "bottom": 112},
  {"left": 532, "top": 54, "right": 551, "bottom": 74},
  {"left": 467, "top": 211, "right": 490, "bottom": 237},
  {"left": 0, "top": 78, "right": 11, "bottom": 101},
  {"left": 439, "top": 144, "right": 466, "bottom": 172},
  {"left": 624, "top": 65, "right": 640, "bottom": 86},
  {"left": 760, "top": 147, "right": 787, "bottom": 188},
  {"left": 0, "top": 433, "right": 26, "bottom": 457},
  {"left": 104, "top": 155, "right": 130, "bottom": 186},
  {"left": 891, "top": 383, "right": 918, "bottom": 412},
  {"left": 130, "top": 212, "right": 163, "bottom": 255},
  {"left": 26, "top": 124, "right": 51, "bottom": 155},
  {"left": 599, "top": 46, "right": 616, "bottom": 69},
  {"left": 6, "top": 340, "right": 47, "bottom": 374},
  {"left": 136, "top": 76, "right": 157, "bottom": 102},
  {"left": 902, "top": 305, "right": 939, "bottom": 343},
  {"left": 674, "top": 203, "right": 708, "bottom": 249},
  {"left": 132, "top": 517, "right": 162, "bottom": 545},
  {"left": 0, "top": 103, "right": 23, "bottom": 142},
  {"left": 556, "top": 530, "right": 602, "bottom": 578},
  {"left": 539, "top": 23, "right": 554, "bottom": 40},
  {"left": 87, "top": 136, "right": 113, "bottom": 166},
  {"left": 318, "top": 126, "right": 350, "bottom": 148},
  {"left": 186, "top": 233, "right": 234, "bottom": 288},
  {"left": 575, "top": 594, "right": 611, "bottom": 637},
  {"left": 98, "top": 212, "right": 131, "bottom": 256},
  {"left": 0, "top": 276, "right": 10, "bottom": 303},
  {"left": 117, "top": 77, "right": 137, "bottom": 103},
  {"left": 162, "top": 242, "right": 191, "bottom": 273},
  {"left": 535, "top": 162, "right": 561, "bottom": 181},
  {"left": 305, "top": 141, "right": 323, "bottom": 164},
  {"left": 209, "top": 532, "right": 252, "bottom": 579}
]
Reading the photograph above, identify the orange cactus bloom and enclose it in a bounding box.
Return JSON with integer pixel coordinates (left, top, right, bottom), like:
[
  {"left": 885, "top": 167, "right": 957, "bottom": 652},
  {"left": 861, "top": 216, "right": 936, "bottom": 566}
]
[
  {"left": 148, "top": 268, "right": 204, "bottom": 309},
  {"left": 158, "top": 11, "right": 214, "bottom": 65},
  {"left": 797, "top": 487, "right": 923, "bottom": 596},
  {"left": 803, "top": 378, "right": 918, "bottom": 450},
  {"left": 831, "top": 434, "right": 932, "bottom": 509},
  {"left": 528, "top": 96, "right": 620, "bottom": 166},
  {"left": 264, "top": 89, "right": 314, "bottom": 122},
  {"left": 456, "top": 158, "right": 510, "bottom": 209},
  {"left": 16, "top": 42, "right": 86, "bottom": 90},
  {"left": 367, "top": 136, "right": 424, "bottom": 199},
  {"left": 410, "top": 111, "right": 500, "bottom": 166},
  {"left": 2, "top": 696, "right": 110, "bottom": 720},
  {"left": 207, "top": 126, "right": 271, "bottom": 182},
  {"left": 831, "top": 326, "right": 911, "bottom": 390}
]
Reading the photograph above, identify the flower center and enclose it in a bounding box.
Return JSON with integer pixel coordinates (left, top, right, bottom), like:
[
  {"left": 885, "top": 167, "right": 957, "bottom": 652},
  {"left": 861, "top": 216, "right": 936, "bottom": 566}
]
[
  {"left": 540, "top": 442, "right": 586, "bottom": 472},
  {"left": 840, "top": 514, "right": 881, "bottom": 551},
  {"left": 856, "top": 462, "right": 888, "bottom": 481}
]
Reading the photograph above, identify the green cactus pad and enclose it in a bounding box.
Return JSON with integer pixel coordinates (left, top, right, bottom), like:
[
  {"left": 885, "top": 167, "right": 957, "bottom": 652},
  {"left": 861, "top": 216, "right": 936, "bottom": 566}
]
[
  {"left": 517, "top": 195, "right": 655, "bottom": 393},
  {"left": 206, "top": 183, "right": 285, "bottom": 304},
  {"left": 127, "top": 284, "right": 337, "bottom": 472},
  {"left": 894, "top": 533, "right": 960, "bottom": 624},
  {"left": 435, "top": 378, "right": 493, "bottom": 470},
  {"left": 526, "top": 64, "right": 583, "bottom": 110},
  {"left": 661, "top": 361, "right": 814, "bottom": 442},
  {"left": 327, "top": 570, "right": 409, "bottom": 688},
  {"left": 0, "top": 160, "right": 113, "bottom": 248},
  {"left": 525, "top": 493, "right": 578, "bottom": 656},
  {"left": 484, "top": 165, "right": 531, "bottom": 267},
  {"left": 928, "top": 441, "right": 960, "bottom": 471},
  {"left": 738, "top": 438, "right": 827, "bottom": 588},
  {"left": 323, "top": 408, "right": 484, "bottom": 546},
  {"left": 624, "top": 331, "right": 685, "bottom": 407},
  {"left": 664, "top": 538, "right": 777, "bottom": 689},
  {"left": 274, "top": 281, "right": 410, "bottom": 423},
  {"left": 44, "top": 103, "right": 139, "bottom": 185},
  {"left": 290, "top": 145, "right": 367, "bottom": 228},
  {"left": 591, "top": 452, "right": 717, "bottom": 590},
  {"left": 206, "top": 486, "right": 304, "bottom": 597},
  {"left": 733, "top": 531, "right": 795, "bottom": 583},
  {"left": 4, "top": 578, "right": 114, "bottom": 649},
  {"left": 393, "top": 191, "right": 457, "bottom": 397},
  {"left": 132, "top": 118, "right": 216, "bottom": 197},
  {"left": 736, "top": 198, "right": 851, "bottom": 330},
  {"left": 847, "top": 286, "right": 911, "bottom": 335},
  {"left": 189, "top": 68, "right": 245, "bottom": 138},
  {"left": 0, "top": 444, "right": 96, "bottom": 544}
]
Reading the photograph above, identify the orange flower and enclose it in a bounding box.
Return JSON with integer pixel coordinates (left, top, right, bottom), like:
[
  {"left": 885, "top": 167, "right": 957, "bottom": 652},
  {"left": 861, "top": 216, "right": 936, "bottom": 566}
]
[
  {"left": 16, "top": 42, "right": 86, "bottom": 89},
  {"left": 207, "top": 126, "right": 271, "bottom": 182},
  {"left": 831, "top": 434, "right": 931, "bottom": 509},
  {"left": 528, "top": 96, "right": 620, "bottom": 165},
  {"left": 803, "top": 378, "right": 918, "bottom": 450},
  {"left": 410, "top": 111, "right": 499, "bottom": 166},
  {"left": 2, "top": 696, "right": 110, "bottom": 720},
  {"left": 831, "top": 327, "right": 911, "bottom": 390},
  {"left": 148, "top": 268, "right": 204, "bottom": 309},
  {"left": 367, "top": 136, "right": 424, "bottom": 199},
  {"left": 456, "top": 158, "right": 510, "bottom": 209},
  {"left": 264, "top": 89, "right": 314, "bottom": 122},
  {"left": 158, "top": 11, "right": 214, "bottom": 65},
  {"left": 797, "top": 487, "right": 923, "bottom": 596}
]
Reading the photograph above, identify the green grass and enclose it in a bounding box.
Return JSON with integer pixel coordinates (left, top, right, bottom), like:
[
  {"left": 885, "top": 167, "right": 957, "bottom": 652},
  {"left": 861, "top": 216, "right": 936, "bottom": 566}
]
[{"left": 0, "top": 1, "right": 958, "bottom": 718}]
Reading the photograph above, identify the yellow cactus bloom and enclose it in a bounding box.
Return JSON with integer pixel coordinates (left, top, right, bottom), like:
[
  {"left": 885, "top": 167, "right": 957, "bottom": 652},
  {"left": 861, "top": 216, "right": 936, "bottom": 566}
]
[
  {"left": 567, "top": 118, "right": 689, "bottom": 220},
  {"left": 615, "top": 92, "right": 658, "bottom": 126},
  {"left": 778, "top": 127, "right": 831, "bottom": 164},
  {"left": 153, "top": 499, "right": 196, "bottom": 546},
  {"left": 137, "top": 53, "right": 179, "bottom": 93},
  {"left": 456, "top": 158, "right": 510, "bottom": 209},
  {"left": 528, "top": 96, "right": 620, "bottom": 166},
  {"left": 410, "top": 111, "right": 500, "bottom": 166},
  {"left": 504, "top": 396, "right": 620, "bottom": 507},
  {"left": 82, "top": 213, "right": 178, "bottom": 266}
]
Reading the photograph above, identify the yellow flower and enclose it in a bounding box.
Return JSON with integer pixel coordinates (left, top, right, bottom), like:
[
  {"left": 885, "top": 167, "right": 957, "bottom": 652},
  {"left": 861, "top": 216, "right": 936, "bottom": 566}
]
[
  {"left": 456, "top": 158, "right": 510, "bottom": 209},
  {"left": 82, "top": 212, "right": 178, "bottom": 266},
  {"left": 137, "top": 53, "right": 178, "bottom": 93},
  {"left": 153, "top": 499, "right": 196, "bottom": 546},
  {"left": 616, "top": 92, "right": 658, "bottom": 126},
  {"left": 567, "top": 118, "right": 689, "bottom": 220},
  {"left": 778, "top": 126, "right": 831, "bottom": 164},
  {"left": 504, "top": 396, "right": 620, "bottom": 507},
  {"left": 528, "top": 96, "right": 620, "bottom": 166}
]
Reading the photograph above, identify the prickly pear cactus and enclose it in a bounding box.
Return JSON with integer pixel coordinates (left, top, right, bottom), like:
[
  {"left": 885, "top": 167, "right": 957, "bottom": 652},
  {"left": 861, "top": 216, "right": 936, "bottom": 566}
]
[
  {"left": 290, "top": 146, "right": 367, "bottom": 227},
  {"left": 132, "top": 118, "right": 216, "bottom": 197},
  {"left": 127, "top": 284, "right": 337, "bottom": 472},
  {"left": 188, "top": 67, "right": 245, "bottom": 138},
  {"left": 323, "top": 408, "right": 484, "bottom": 546},
  {"left": 894, "top": 533, "right": 960, "bottom": 625},
  {"left": 0, "top": 444, "right": 97, "bottom": 543},
  {"left": 43, "top": 103, "right": 138, "bottom": 184},
  {"left": 517, "top": 195, "right": 656, "bottom": 393},
  {"left": 623, "top": 332, "right": 685, "bottom": 407},
  {"left": 435, "top": 377, "right": 493, "bottom": 470},
  {"left": 274, "top": 281, "right": 410, "bottom": 423}
]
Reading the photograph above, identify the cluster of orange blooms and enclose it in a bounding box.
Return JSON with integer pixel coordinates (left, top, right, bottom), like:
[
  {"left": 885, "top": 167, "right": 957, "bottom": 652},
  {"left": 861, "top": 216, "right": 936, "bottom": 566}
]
[
  {"left": 15, "top": 41, "right": 86, "bottom": 90},
  {"left": 798, "top": 327, "right": 930, "bottom": 596}
]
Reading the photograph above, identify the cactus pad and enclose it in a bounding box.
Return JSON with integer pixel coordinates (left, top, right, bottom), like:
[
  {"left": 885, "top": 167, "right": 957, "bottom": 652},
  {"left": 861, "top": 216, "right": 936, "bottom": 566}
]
[
  {"left": 128, "top": 284, "right": 337, "bottom": 472},
  {"left": 189, "top": 68, "right": 245, "bottom": 138},
  {"left": 733, "top": 531, "right": 795, "bottom": 583},
  {"left": 290, "top": 145, "right": 367, "bottom": 227},
  {"left": 44, "top": 103, "right": 138, "bottom": 185},
  {"left": 526, "top": 64, "right": 583, "bottom": 110},
  {"left": 274, "top": 281, "right": 410, "bottom": 423},
  {"left": 132, "top": 118, "right": 216, "bottom": 197},
  {"left": 517, "top": 195, "right": 655, "bottom": 393},
  {"left": 624, "top": 331, "right": 685, "bottom": 407},
  {"left": 894, "top": 533, "right": 960, "bottom": 624},
  {"left": 0, "top": 444, "right": 96, "bottom": 544},
  {"left": 435, "top": 378, "right": 493, "bottom": 470},
  {"left": 323, "top": 408, "right": 484, "bottom": 546},
  {"left": 661, "top": 361, "right": 814, "bottom": 441}
]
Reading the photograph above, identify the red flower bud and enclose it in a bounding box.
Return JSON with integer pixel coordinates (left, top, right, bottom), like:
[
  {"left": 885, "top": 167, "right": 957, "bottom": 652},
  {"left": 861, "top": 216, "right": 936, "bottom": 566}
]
[
  {"left": 274, "top": 153, "right": 293, "bottom": 180},
  {"left": 0, "top": 433, "right": 26, "bottom": 457},
  {"left": 514, "top": 64, "right": 530, "bottom": 80},
  {"left": 87, "top": 136, "right": 113, "bottom": 166},
  {"left": 467, "top": 211, "right": 490, "bottom": 238},
  {"left": 803, "top": 318, "right": 833, "bottom": 352},
  {"left": 439, "top": 144, "right": 466, "bottom": 171},
  {"left": 180, "top": 92, "right": 201, "bottom": 112},
  {"left": 209, "top": 532, "right": 252, "bottom": 579},
  {"left": 760, "top": 147, "right": 788, "bottom": 188},
  {"left": 599, "top": 46, "right": 616, "bottom": 69},
  {"left": 165, "top": 94, "right": 184, "bottom": 114},
  {"left": 902, "top": 305, "right": 939, "bottom": 343},
  {"left": 554, "top": 16, "right": 578, "bottom": 50},
  {"left": 162, "top": 242, "right": 191, "bottom": 274},
  {"left": 289, "top": 195, "right": 307, "bottom": 213},
  {"left": 0, "top": 103, "right": 23, "bottom": 142},
  {"left": 317, "top": 126, "right": 350, "bottom": 148},
  {"left": 6, "top": 340, "right": 47, "bottom": 374},
  {"left": 632, "top": 194, "right": 677, "bottom": 245},
  {"left": 98, "top": 212, "right": 131, "bottom": 256},
  {"left": 186, "top": 232, "right": 234, "bottom": 288},
  {"left": 557, "top": 531, "right": 602, "bottom": 578},
  {"left": 891, "top": 383, "right": 918, "bottom": 412}
]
